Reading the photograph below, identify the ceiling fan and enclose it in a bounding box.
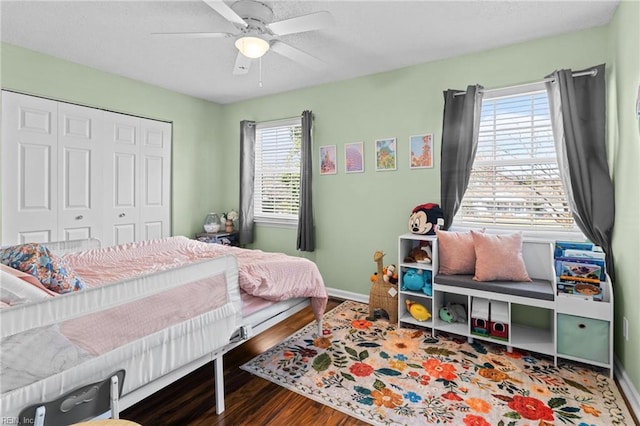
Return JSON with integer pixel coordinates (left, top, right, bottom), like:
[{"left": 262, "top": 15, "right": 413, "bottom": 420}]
[{"left": 154, "top": 0, "right": 334, "bottom": 75}]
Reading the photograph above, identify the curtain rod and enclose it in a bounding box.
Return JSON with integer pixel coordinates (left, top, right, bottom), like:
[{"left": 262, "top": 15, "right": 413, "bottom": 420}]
[
  {"left": 253, "top": 115, "right": 302, "bottom": 127},
  {"left": 453, "top": 68, "right": 598, "bottom": 97}
]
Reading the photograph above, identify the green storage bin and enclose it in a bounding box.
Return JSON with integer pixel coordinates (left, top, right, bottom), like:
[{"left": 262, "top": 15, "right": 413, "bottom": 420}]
[{"left": 557, "top": 314, "right": 609, "bottom": 363}]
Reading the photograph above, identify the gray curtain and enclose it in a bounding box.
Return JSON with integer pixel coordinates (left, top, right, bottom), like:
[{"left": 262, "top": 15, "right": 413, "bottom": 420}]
[
  {"left": 239, "top": 120, "right": 256, "bottom": 245},
  {"left": 297, "top": 110, "right": 315, "bottom": 251},
  {"left": 440, "top": 85, "right": 484, "bottom": 229},
  {"left": 546, "top": 64, "right": 615, "bottom": 280}
]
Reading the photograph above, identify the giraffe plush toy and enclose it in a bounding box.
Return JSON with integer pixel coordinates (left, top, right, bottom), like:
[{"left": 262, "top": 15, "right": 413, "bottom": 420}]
[{"left": 368, "top": 250, "right": 398, "bottom": 323}]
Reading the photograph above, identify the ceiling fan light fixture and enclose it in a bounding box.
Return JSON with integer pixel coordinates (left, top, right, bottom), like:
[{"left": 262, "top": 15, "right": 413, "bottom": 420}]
[{"left": 235, "top": 36, "right": 270, "bottom": 59}]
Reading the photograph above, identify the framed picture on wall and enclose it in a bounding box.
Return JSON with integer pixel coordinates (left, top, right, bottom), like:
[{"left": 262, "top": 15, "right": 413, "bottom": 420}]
[
  {"left": 344, "top": 142, "right": 364, "bottom": 173},
  {"left": 319, "top": 145, "right": 337, "bottom": 175},
  {"left": 409, "top": 133, "right": 434, "bottom": 169},
  {"left": 375, "top": 138, "right": 397, "bottom": 171}
]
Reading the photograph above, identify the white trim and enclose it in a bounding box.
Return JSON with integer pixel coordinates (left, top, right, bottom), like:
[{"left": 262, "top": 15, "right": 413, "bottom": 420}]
[
  {"left": 326, "top": 287, "right": 369, "bottom": 304},
  {"left": 449, "top": 225, "right": 587, "bottom": 244},
  {"left": 615, "top": 356, "right": 640, "bottom": 421},
  {"left": 482, "top": 82, "right": 547, "bottom": 99},
  {"left": 254, "top": 217, "right": 298, "bottom": 229},
  {"left": 255, "top": 116, "right": 301, "bottom": 129}
]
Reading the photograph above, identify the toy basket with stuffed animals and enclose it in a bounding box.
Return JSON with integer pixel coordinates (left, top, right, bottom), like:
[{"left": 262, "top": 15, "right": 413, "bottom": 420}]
[
  {"left": 369, "top": 251, "right": 399, "bottom": 323},
  {"left": 369, "top": 280, "right": 398, "bottom": 322}
]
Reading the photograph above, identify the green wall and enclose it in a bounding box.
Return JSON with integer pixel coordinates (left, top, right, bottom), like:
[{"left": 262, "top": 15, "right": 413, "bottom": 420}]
[
  {"left": 220, "top": 27, "right": 609, "bottom": 295},
  {"left": 2, "top": 7, "right": 638, "bottom": 398},
  {"left": 219, "top": 22, "right": 639, "bottom": 395},
  {"left": 608, "top": 0, "right": 640, "bottom": 394},
  {"left": 0, "top": 43, "right": 227, "bottom": 239}
]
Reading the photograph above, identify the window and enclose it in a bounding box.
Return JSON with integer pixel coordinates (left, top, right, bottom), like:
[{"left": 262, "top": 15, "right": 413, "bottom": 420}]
[
  {"left": 254, "top": 117, "right": 302, "bottom": 225},
  {"left": 455, "top": 84, "right": 577, "bottom": 231}
]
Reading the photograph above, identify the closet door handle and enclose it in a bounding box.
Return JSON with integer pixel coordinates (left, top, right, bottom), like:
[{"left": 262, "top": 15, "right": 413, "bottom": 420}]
[
  {"left": 119, "top": 213, "right": 126, "bottom": 218},
  {"left": 75, "top": 215, "right": 83, "bottom": 220}
]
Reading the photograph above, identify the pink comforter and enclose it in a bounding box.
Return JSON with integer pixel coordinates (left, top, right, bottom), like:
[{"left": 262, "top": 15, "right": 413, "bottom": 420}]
[{"left": 65, "top": 236, "right": 328, "bottom": 321}]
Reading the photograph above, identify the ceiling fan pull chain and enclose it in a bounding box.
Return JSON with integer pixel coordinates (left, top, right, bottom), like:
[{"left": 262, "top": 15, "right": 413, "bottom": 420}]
[{"left": 259, "top": 56, "right": 263, "bottom": 88}]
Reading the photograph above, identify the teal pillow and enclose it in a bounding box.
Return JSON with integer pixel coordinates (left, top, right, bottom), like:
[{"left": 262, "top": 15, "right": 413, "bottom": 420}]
[{"left": 0, "top": 243, "right": 85, "bottom": 294}]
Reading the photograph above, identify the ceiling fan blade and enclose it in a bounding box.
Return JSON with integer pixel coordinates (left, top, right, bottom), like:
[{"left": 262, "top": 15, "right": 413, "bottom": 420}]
[
  {"left": 268, "top": 11, "right": 334, "bottom": 36},
  {"left": 270, "top": 41, "right": 326, "bottom": 71},
  {"left": 233, "top": 51, "right": 252, "bottom": 75},
  {"left": 151, "top": 32, "right": 233, "bottom": 39},
  {"left": 203, "top": 0, "right": 248, "bottom": 28}
]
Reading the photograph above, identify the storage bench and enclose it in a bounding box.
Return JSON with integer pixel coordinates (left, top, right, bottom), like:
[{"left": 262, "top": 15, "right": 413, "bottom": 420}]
[
  {"left": 434, "top": 274, "right": 554, "bottom": 301},
  {"left": 398, "top": 234, "right": 613, "bottom": 376}
]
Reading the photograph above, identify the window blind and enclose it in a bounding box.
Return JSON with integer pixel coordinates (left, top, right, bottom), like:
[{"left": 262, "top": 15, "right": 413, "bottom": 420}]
[
  {"left": 456, "top": 89, "right": 576, "bottom": 230},
  {"left": 254, "top": 118, "right": 302, "bottom": 222}
]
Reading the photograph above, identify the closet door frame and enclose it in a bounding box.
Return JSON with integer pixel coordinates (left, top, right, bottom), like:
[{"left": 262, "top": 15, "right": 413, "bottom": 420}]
[{"left": 1, "top": 90, "right": 172, "bottom": 247}]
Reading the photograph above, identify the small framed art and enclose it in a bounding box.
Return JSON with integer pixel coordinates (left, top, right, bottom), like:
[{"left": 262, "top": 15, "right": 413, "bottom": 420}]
[
  {"left": 375, "top": 138, "right": 397, "bottom": 171},
  {"left": 344, "top": 142, "right": 364, "bottom": 173},
  {"left": 409, "top": 133, "right": 434, "bottom": 169},
  {"left": 319, "top": 145, "right": 337, "bottom": 175}
]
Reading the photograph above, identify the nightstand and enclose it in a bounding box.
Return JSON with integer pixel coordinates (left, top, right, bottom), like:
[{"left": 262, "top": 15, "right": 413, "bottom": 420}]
[{"left": 196, "top": 231, "right": 239, "bottom": 246}]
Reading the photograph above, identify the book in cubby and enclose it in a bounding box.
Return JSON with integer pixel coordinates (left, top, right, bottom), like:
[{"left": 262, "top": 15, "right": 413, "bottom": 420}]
[{"left": 554, "top": 241, "right": 606, "bottom": 301}]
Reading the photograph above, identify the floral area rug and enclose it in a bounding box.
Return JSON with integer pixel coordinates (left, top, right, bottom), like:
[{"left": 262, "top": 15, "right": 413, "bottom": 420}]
[{"left": 241, "top": 301, "right": 633, "bottom": 425}]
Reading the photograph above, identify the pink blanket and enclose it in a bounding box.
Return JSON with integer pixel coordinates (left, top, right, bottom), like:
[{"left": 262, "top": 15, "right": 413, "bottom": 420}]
[{"left": 65, "top": 236, "right": 328, "bottom": 321}]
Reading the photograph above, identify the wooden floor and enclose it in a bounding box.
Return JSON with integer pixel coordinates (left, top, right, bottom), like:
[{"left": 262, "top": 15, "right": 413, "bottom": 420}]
[
  {"left": 121, "top": 299, "right": 366, "bottom": 425},
  {"left": 121, "top": 298, "right": 638, "bottom": 426}
]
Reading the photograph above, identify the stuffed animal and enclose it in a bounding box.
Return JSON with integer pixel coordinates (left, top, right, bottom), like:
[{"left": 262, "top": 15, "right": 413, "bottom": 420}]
[
  {"left": 401, "top": 268, "right": 432, "bottom": 296},
  {"left": 408, "top": 203, "right": 444, "bottom": 235},
  {"left": 401, "top": 268, "right": 424, "bottom": 291},
  {"left": 405, "top": 299, "right": 431, "bottom": 321},
  {"left": 439, "top": 303, "right": 467, "bottom": 323},
  {"left": 422, "top": 271, "right": 433, "bottom": 296},
  {"left": 383, "top": 264, "right": 398, "bottom": 284},
  {"left": 404, "top": 245, "right": 431, "bottom": 263}
]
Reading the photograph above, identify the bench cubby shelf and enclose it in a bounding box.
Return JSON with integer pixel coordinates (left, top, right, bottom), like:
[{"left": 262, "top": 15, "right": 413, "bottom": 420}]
[
  {"left": 397, "top": 234, "right": 438, "bottom": 330},
  {"left": 397, "top": 233, "right": 614, "bottom": 376}
]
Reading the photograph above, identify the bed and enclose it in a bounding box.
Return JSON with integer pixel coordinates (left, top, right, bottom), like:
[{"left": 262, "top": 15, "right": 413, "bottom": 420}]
[{"left": 0, "top": 236, "right": 328, "bottom": 423}]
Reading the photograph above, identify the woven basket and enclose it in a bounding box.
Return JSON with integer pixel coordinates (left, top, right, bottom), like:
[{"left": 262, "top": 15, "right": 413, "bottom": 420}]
[{"left": 369, "top": 279, "right": 398, "bottom": 323}]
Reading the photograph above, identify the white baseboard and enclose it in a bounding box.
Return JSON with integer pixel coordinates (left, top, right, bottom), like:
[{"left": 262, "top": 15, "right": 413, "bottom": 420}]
[
  {"left": 615, "top": 356, "right": 640, "bottom": 421},
  {"left": 326, "top": 287, "right": 368, "bottom": 304}
]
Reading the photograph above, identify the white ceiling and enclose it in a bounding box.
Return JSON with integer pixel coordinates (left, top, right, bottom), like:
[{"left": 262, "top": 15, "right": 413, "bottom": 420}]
[{"left": 1, "top": 0, "right": 619, "bottom": 104}]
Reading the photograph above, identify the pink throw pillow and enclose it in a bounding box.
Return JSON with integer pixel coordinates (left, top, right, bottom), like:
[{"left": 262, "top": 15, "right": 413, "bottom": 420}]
[
  {"left": 471, "top": 231, "right": 531, "bottom": 282},
  {"left": 436, "top": 230, "right": 476, "bottom": 275}
]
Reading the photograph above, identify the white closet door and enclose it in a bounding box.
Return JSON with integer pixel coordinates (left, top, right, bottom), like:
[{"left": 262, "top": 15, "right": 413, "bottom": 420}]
[
  {"left": 57, "top": 102, "right": 103, "bottom": 242},
  {"left": 2, "top": 92, "right": 172, "bottom": 247},
  {"left": 102, "top": 112, "right": 140, "bottom": 247},
  {"left": 139, "top": 118, "right": 171, "bottom": 241},
  {"left": 1, "top": 92, "right": 59, "bottom": 244}
]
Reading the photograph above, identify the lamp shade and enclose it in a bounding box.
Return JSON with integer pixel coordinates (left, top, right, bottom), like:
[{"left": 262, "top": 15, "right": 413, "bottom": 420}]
[{"left": 235, "top": 36, "right": 270, "bottom": 59}]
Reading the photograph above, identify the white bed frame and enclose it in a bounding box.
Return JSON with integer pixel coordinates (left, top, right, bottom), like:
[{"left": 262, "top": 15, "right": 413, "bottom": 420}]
[
  {"left": 118, "top": 297, "right": 312, "bottom": 416},
  {"left": 1, "top": 239, "right": 323, "bottom": 422}
]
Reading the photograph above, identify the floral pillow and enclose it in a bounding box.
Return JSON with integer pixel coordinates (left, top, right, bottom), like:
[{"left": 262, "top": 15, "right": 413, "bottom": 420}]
[{"left": 0, "top": 243, "right": 85, "bottom": 294}]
